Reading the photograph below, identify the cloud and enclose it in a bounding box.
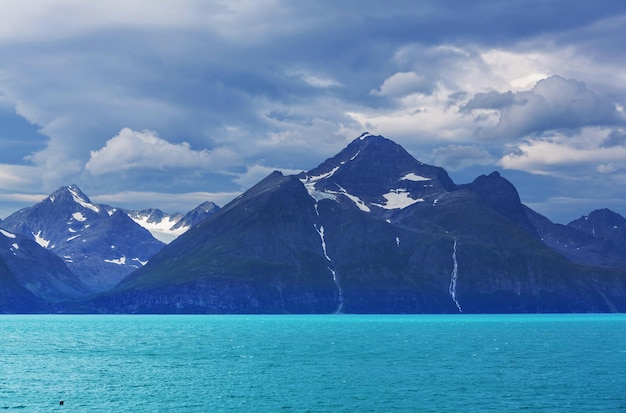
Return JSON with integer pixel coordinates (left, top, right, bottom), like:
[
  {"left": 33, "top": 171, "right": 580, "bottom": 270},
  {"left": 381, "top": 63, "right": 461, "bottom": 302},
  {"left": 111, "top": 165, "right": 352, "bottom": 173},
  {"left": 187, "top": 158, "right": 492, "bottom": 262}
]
[
  {"left": 0, "top": 190, "right": 48, "bottom": 219},
  {"left": 370, "top": 72, "right": 431, "bottom": 97},
  {"left": 498, "top": 128, "right": 626, "bottom": 176},
  {"left": 460, "top": 91, "right": 514, "bottom": 112},
  {"left": 91, "top": 190, "right": 241, "bottom": 212},
  {"left": 602, "top": 129, "right": 626, "bottom": 147},
  {"left": 0, "top": 164, "right": 41, "bottom": 190},
  {"left": 427, "top": 145, "right": 496, "bottom": 171},
  {"left": 288, "top": 70, "right": 342, "bottom": 89},
  {"left": 86, "top": 128, "right": 240, "bottom": 175},
  {"left": 464, "top": 75, "right": 624, "bottom": 140},
  {"left": 1, "top": 2, "right": 626, "bottom": 223}
]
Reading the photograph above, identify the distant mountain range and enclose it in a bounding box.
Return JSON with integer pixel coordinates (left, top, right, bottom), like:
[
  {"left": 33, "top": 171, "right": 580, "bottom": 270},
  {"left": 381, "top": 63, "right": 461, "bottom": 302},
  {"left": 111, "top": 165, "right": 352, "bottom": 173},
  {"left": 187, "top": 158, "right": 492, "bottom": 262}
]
[
  {"left": 0, "top": 186, "right": 218, "bottom": 307},
  {"left": 125, "top": 201, "right": 220, "bottom": 244},
  {"left": 1, "top": 133, "right": 625, "bottom": 313}
]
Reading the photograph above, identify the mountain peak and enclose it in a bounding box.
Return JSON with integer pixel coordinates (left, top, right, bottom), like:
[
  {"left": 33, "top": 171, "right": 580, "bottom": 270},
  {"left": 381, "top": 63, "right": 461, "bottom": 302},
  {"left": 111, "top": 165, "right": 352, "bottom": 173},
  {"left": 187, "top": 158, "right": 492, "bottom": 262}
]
[
  {"left": 47, "top": 184, "right": 101, "bottom": 213},
  {"left": 568, "top": 208, "right": 626, "bottom": 250},
  {"left": 466, "top": 170, "right": 538, "bottom": 236},
  {"left": 300, "top": 133, "right": 456, "bottom": 214}
]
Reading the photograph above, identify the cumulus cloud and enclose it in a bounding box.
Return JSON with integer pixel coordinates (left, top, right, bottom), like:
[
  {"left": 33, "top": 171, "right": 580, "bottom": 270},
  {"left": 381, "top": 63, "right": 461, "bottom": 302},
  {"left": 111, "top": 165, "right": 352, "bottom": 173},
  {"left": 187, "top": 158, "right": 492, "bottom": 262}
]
[
  {"left": 498, "top": 128, "right": 626, "bottom": 176},
  {"left": 463, "top": 75, "right": 624, "bottom": 140},
  {"left": 86, "top": 128, "right": 240, "bottom": 175},
  {"left": 1, "top": 2, "right": 626, "bottom": 222}
]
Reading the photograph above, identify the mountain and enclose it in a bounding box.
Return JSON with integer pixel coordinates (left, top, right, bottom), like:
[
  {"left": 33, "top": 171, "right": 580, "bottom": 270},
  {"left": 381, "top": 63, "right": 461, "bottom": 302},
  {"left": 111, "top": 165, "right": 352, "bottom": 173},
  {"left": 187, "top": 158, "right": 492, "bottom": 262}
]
[
  {"left": 127, "top": 201, "right": 220, "bottom": 243},
  {"left": 526, "top": 207, "right": 626, "bottom": 269},
  {"left": 89, "top": 134, "right": 626, "bottom": 314},
  {"left": 568, "top": 209, "right": 626, "bottom": 251},
  {"left": 0, "top": 227, "right": 89, "bottom": 302},
  {"left": 1, "top": 185, "right": 165, "bottom": 292},
  {"left": 0, "top": 255, "right": 44, "bottom": 313}
]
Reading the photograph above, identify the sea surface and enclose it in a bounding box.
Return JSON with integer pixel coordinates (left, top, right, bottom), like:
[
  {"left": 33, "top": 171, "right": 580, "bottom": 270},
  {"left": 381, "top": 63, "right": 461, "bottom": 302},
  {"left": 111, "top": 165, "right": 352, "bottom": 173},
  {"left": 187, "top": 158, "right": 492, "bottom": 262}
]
[{"left": 1, "top": 314, "right": 626, "bottom": 412}]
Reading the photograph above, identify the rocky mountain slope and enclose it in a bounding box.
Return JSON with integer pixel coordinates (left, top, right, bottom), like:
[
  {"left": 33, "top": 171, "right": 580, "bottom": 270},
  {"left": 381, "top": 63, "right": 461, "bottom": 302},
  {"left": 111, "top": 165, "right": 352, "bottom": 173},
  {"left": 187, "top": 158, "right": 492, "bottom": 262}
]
[
  {"left": 0, "top": 227, "right": 89, "bottom": 303},
  {"left": 525, "top": 207, "right": 626, "bottom": 269},
  {"left": 89, "top": 134, "right": 626, "bottom": 314}
]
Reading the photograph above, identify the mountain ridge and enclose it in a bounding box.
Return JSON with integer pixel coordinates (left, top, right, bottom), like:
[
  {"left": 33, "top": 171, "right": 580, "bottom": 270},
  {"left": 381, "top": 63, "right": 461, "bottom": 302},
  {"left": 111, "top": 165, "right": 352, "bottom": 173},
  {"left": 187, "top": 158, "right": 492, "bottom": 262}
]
[{"left": 84, "top": 134, "right": 626, "bottom": 314}]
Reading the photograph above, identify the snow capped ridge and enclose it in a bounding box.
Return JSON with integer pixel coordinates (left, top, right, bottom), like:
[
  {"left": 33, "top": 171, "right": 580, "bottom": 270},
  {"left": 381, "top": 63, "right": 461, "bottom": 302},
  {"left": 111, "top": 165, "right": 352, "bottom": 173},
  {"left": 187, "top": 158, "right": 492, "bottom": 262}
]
[
  {"left": 66, "top": 184, "right": 100, "bottom": 213},
  {"left": 298, "top": 133, "right": 456, "bottom": 214},
  {"left": 129, "top": 211, "right": 188, "bottom": 244},
  {"left": 126, "top": 201, "right": 220, "bottom": 244},
  {"left": 358, "top": 131, "right": 373, "bottom": 140}
]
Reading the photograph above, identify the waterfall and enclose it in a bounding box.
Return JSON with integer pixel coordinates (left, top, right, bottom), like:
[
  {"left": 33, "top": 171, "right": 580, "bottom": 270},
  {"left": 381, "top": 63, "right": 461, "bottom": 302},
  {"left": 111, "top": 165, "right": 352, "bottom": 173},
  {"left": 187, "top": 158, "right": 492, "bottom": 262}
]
[
  {"left": 314, "top": 224, "right": 344, "bottom": 313},
  {"left": 449, "top": 238, "right": 462, "bottom": 313},
  {"left": 315, "top": 225, "right": 331, "bottom": 261},
  {"left": 328, "top": 267, "right": 344, "bottom": 313}
]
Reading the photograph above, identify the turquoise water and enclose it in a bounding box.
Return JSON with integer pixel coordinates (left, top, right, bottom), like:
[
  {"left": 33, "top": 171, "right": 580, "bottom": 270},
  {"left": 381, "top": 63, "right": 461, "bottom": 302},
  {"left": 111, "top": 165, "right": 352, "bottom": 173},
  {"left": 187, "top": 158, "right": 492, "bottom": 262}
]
[{"left": 1, "top": 314, "right": 626, "bottom": 412}]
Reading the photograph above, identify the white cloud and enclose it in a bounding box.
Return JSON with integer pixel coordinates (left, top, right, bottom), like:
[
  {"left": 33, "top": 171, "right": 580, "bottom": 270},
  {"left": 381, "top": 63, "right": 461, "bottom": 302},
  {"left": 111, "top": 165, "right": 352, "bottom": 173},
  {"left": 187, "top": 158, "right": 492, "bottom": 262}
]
[
  {"left": 463, "top": 75, "right": 623, "bottom": 140},
  {"left": 0, "top": 164, "right": 41, "bottom": 190},
  {"left": 297, "top": 73, "right": 342, "bottom": 89},
  {"left": 347, "top": 83, "right": 475, "bottom": 143},
  {"left": 597, "top": 163, "right": 616, "bottom": 173},
  {"left": 498, "top": 128, "right": 626, "bottom": 175},
  {"left": 91, "top": 190, "right": 241, "bottom": 212},
  {"left": 86, "top": 128, "right": 240, "bottom": 175},
  {"left": 370, "top": 72, "right": 429, "bottom": 97}
]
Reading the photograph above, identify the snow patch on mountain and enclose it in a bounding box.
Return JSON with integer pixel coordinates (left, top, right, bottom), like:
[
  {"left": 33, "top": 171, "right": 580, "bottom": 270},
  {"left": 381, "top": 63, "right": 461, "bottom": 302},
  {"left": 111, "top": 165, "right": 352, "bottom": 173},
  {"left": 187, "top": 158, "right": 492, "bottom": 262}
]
[
  {"left": 33, "top": 231, "right": 50, "bottom": 248},
  {"left": 300, "top": 174, "right": 338, "bottom": 203},
  {"left": 104, "top": 256, "right": 126, "bottom": 265},
  {"left": 374, "top": 189, "right": 425, "bottom": 210},
  {"left": 401, "top": 173, "right": 431, "bottom": 182},
  {"left": 1, "top": 229, "right": 16, "bottom": 238},
  {"left": 72, "top": 212, "right": 86, "bottom": 222},
  {"left": 336, "top": 184, "right": 371, "bottom": 212},
  {"left": 133, "top": 257, "right": 148, "bottom": 266},
  {"left": 131, "top": 214, "right": 188, "bottom": 244}
]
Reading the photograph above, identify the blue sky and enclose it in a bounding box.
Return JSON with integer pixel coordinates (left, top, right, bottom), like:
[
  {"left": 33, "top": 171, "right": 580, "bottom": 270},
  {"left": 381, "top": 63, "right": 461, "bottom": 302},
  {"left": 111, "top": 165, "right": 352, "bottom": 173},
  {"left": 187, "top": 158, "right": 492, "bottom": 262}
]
[{"left": 1, "top": 0, "right": 626, "bottom": 223}]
